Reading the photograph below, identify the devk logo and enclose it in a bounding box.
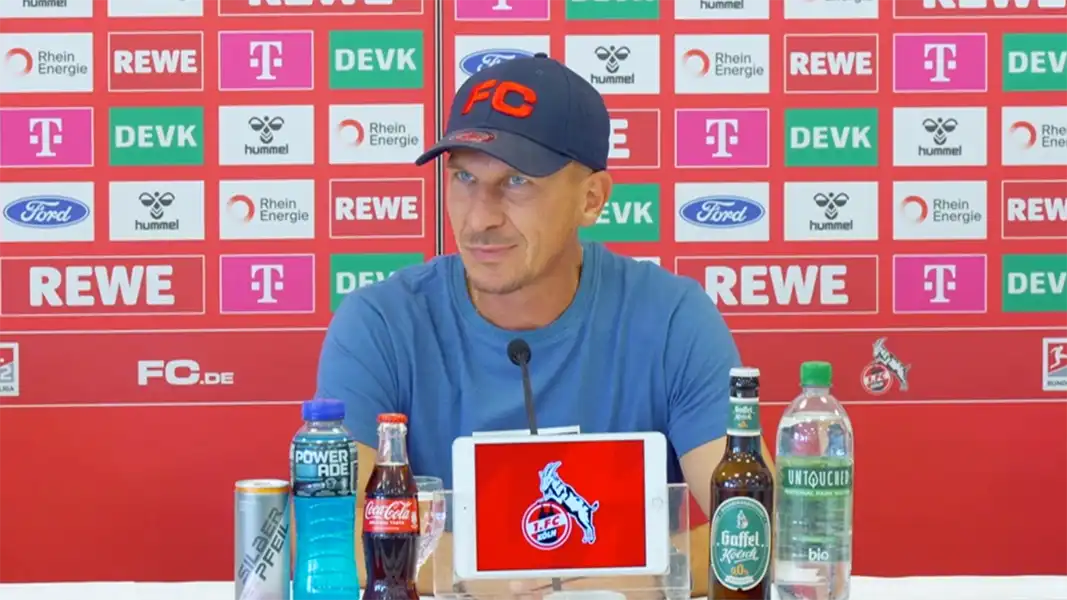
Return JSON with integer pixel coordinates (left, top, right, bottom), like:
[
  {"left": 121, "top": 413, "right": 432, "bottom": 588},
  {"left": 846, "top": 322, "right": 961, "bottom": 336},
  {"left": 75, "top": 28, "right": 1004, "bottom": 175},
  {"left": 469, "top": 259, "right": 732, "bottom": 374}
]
[
  {"left": 521, "top": 461, "right": 599, "bottom": 550},
  {"left": 137, "top": 360, "right": 235, "bottom": 386}
]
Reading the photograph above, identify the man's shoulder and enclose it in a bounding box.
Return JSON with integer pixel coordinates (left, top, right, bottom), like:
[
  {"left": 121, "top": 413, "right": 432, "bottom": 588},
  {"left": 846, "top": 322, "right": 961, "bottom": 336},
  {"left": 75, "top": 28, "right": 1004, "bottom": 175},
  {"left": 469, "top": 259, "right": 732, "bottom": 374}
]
[{"left": 595, "top": 246, "right": 707, "bottom": 314}]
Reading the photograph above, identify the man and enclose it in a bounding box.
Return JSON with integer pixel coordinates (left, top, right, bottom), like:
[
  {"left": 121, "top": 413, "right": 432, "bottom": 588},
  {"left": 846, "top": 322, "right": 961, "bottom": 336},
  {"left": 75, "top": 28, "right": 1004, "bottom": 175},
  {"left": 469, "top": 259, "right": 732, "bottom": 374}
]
[{"left": 316, "top": 53, "right": 771, "bottom": 595}]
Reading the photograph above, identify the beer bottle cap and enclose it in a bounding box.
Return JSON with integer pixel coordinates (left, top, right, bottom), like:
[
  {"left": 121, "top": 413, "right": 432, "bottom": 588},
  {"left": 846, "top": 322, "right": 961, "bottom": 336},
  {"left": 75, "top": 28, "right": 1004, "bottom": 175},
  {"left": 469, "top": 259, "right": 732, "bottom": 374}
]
[
  {"left": 800, "top": 361, "right": 832, "bottom": 387},
  {"left": 302, "top": 398, "right": 345, "bottom": 422},
  {"left": 378, "top": 412, "right": 408, "bottom": 424},
  {"left": 729, "top": 367, "right": 760, "bottom": 379}
]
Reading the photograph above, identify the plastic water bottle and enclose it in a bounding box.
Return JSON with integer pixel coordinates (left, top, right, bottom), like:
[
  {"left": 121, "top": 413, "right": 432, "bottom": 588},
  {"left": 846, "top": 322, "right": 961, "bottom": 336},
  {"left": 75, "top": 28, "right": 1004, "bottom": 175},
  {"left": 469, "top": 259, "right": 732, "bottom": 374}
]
[
  {"left": 774, "top": 361, "right": 855, "bottom": 600},
  {"left": 291, "top": 399, "right": 360, "bottom": 599}
]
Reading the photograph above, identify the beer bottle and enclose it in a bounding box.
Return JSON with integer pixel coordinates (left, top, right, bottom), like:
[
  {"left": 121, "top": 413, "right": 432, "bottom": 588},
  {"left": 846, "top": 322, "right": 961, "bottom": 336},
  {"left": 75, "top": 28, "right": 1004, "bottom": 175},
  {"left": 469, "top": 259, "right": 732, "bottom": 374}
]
[{"left": 710, "top": 367, "right": 774, "bottom": 600}]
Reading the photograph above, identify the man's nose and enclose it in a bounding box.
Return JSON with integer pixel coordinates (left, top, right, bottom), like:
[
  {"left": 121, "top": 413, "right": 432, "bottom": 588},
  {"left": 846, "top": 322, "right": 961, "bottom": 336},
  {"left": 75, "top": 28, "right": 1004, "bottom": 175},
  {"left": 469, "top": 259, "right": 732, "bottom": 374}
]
[{"left": 465, "top": 192, "right": 508, "bottom": 232}]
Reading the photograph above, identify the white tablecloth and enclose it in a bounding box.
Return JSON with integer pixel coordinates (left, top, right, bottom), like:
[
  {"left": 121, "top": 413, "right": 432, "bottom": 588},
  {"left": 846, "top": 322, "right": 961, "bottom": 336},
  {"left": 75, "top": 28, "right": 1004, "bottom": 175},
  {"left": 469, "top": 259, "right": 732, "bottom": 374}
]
[{"left": 0, "top": 578, "right": 1065, "bottom": 600}]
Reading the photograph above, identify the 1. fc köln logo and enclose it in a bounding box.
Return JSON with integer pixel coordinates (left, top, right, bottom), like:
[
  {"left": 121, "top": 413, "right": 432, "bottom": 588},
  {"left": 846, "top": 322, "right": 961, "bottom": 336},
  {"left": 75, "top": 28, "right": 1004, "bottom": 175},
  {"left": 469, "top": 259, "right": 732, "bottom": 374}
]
[{"left": 522, "top": 461, "right": 599, "bottom": 550}]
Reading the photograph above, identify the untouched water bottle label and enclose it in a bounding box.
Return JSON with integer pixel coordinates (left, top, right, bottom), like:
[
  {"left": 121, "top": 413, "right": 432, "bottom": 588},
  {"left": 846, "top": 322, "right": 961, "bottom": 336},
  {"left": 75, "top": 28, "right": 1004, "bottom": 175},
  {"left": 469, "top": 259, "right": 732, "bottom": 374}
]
[
  {"left": 363, "top": 497, "right": 419, "bottom": 534},
  {"left": 711, "top": 496, "right": 771, "bottom": 591},
  {"left": 781, "top": 460, "right": 853, "bottom": 498},
  {"left": 291, "top": 440, "right": 357, "bottom": 497}
]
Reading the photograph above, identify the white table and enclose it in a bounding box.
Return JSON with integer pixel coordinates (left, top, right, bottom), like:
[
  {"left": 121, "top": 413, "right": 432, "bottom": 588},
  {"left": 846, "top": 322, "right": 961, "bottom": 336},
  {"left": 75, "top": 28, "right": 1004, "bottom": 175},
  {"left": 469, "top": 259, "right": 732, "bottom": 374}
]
[{"left": 0, "top": 578, "right": 1065, "bottom": 600}]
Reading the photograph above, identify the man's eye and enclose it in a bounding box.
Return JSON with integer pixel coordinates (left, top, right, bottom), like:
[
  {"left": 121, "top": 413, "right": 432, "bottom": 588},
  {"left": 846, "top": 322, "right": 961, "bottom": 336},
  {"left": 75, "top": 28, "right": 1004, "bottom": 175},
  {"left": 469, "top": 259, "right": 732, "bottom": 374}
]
[
  {"left": 454, "top": 171, "right": 474, "bottom": 183},
  {"left": 507, "top": 175, "right": 529, "bottom": 186}
]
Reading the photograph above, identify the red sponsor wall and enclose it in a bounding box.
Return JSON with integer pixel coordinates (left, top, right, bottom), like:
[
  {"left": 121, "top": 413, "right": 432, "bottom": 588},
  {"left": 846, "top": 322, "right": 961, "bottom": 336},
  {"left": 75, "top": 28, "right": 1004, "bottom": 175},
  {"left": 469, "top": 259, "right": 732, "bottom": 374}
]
[{"left": 1, "top": 0, "right": 1065, "bottom": 584}]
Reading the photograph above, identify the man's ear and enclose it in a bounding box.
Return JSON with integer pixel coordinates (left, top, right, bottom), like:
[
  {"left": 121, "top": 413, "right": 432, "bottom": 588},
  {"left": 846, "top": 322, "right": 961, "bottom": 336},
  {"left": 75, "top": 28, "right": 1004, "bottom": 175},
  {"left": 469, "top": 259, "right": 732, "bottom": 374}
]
[{"left": 577, "top": 170, "right": 612, "bottom": 228}]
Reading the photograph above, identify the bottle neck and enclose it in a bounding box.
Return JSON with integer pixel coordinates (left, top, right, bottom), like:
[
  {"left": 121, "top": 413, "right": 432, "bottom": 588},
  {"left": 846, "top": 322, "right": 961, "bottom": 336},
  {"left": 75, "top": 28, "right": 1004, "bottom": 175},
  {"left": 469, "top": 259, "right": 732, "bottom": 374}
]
[
  {"left": 802, "top": 385, "right": 830, "bottom": 397},
  {"left": 376, "top": 423, "right": 409, "bottom": 464},
  {"left": 726, "top": 397, "right": 762, "bottom": 456}
]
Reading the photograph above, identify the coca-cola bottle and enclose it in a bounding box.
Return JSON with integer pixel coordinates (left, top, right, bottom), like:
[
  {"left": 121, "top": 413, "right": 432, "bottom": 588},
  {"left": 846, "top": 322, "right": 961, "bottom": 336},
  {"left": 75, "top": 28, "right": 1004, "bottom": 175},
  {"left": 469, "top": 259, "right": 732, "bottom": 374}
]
[{"left": 362, "top": 413, "right": 420, "bottom": 599}]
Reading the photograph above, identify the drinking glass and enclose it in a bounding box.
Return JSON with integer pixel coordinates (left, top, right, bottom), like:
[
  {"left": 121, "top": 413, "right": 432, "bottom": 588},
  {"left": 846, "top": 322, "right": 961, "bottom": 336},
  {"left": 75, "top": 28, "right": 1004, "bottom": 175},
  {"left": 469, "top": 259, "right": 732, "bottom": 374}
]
[{"left": 414, "top": 475, "right": 446, "bottom": 576}]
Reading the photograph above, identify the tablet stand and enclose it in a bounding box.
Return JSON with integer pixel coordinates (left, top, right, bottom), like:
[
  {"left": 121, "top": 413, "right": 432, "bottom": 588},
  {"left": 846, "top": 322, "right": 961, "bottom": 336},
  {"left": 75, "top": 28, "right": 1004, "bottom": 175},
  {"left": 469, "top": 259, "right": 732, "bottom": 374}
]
[{"left": 431, "top": 483, "right": 693, "bottom": 600}]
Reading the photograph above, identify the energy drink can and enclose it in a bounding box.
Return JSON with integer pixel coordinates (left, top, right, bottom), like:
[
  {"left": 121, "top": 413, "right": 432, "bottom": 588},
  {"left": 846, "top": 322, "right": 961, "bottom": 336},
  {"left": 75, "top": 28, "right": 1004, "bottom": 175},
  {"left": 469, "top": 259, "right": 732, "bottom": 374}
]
[{"left": 235, "top": 479, "right": 291, "bottom": 600}]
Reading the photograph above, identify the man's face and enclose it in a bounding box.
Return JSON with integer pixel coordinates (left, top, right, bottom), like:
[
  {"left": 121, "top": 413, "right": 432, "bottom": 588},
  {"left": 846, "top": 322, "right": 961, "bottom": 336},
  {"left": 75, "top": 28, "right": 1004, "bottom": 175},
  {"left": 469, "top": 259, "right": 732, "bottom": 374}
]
[{"left": 445, "top": 149, "right": 609, "bottom": 295}]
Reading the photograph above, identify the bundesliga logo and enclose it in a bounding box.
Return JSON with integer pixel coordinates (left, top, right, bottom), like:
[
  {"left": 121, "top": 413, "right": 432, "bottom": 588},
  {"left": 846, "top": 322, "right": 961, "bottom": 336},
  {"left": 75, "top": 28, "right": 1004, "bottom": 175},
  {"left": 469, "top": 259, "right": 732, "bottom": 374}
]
[{"left": 521, "top": 461, "right": 599, "bottom": 550}]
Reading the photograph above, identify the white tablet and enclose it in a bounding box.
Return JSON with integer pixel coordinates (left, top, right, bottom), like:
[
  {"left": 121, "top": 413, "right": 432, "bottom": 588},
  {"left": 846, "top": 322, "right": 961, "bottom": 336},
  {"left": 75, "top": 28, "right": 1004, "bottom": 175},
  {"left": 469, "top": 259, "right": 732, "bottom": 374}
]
[{"left": 451, "top": 432, "right": 671, "bottom": 580}]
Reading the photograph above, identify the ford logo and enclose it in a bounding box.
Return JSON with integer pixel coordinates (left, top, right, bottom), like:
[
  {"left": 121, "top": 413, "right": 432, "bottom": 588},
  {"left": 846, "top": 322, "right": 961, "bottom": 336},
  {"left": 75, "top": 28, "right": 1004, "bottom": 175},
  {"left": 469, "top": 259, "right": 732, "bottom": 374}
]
[
  {"left": 460, "top": 48, "right": 536, "bottom": 76},
  {"left": 3, "top": 195, "right": 90, "bottom": 229},
  {"left": 679, "top": 195, "right": 765, "bottom": 229}
]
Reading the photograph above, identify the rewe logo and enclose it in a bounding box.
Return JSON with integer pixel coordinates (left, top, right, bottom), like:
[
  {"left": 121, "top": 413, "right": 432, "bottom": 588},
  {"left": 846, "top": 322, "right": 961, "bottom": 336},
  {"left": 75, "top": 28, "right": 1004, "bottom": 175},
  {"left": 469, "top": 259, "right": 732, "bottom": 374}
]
[
  {"left": 579, "top": 183, "right": 660, "bottom": 242},
  {"left": 109, "top": 32, "right": 203, "bottom": 92},
  {"left": 894, "top": 0, "right": 1067, "bottom": 19},
  {"left": 674, "top": 255, "right": 879, "bottom": 316},
  {"left": 109, "top": 106, "right": 204, "bottom": 166},
  {"left": 329, "top": 252, "right": 424, "bottom": 311},
  {"left": 328, "top": 104, "right": 424, "bottom": 164},
  {"left": 1002, "top": 106, "right": 1067, "bottom": 166},
  {"left": 893, "top": 34, "right": 988, "bottom": 92},
  {"left": 220, "top": 0, "right": 423, "bottom": 16},
  {"left": 785, "top": 108, "right": 878, "bottom": 167},
  {"left": 219, "top": 254, "right": 315, "bottom": 314},
  {"left": 0, "top": 256, "right": 205, "bottom": 316},
  {"left": 0, "top": 108, "right": 94, "bottom": 168},
  {"left": 330, "top": 178, "right": 425, "bottom": 239},
  {"left": 608, "top": 109, "right": 660, "bottom": 169},
  {"left": 218, "top": 31, "right": 314, "bottom": 91},
  {"left": 1004, "top": 33, "right": 1067, "bottom": 91},
  {"left": 675, "top": 109, "right": 769, "bottom": 168},
  {"left": 329, "top": 29, "right": 423, "bottom": 90},
  {"left": 784, "top": 34, "right": 878, "bottom": 94},
  {"left": 1002, "top": 180, "right": 1067, "bottom": 239},
  {"left": 892, "top": 254, "right": 987, "bottom": 314}
]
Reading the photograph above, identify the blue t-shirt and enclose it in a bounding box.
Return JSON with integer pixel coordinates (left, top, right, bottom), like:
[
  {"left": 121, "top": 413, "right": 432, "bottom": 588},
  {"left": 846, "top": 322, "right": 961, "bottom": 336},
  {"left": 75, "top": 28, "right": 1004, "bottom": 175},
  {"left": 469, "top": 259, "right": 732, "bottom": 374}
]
[{"left": 316, "top": 241, "right": 740, "bottom": 488}]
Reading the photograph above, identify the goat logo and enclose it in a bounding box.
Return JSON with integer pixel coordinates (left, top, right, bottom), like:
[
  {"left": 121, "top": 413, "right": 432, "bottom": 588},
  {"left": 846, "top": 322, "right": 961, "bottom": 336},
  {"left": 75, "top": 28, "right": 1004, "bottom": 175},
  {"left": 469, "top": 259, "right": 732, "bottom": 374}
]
[{"left": 520, "top": 461, "right": 599, "bottom": 550}]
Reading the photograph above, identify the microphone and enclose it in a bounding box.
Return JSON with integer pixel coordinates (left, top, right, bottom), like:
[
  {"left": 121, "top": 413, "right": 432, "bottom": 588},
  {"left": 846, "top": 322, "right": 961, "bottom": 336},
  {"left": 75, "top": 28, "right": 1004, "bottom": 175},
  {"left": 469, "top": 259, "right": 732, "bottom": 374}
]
[
  {"left": 507, "top": 338, "right": 538, "bottom": 435},
  {"left": 508, "top": 338, "right": 562, "bottom": 592}
]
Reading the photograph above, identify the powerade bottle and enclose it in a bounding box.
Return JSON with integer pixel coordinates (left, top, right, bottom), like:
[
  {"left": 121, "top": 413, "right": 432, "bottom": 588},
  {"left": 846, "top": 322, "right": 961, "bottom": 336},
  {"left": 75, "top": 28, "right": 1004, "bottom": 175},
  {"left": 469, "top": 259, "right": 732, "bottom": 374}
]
[{"left": 290, "top": 399, "right": 359, "bottom": 599}]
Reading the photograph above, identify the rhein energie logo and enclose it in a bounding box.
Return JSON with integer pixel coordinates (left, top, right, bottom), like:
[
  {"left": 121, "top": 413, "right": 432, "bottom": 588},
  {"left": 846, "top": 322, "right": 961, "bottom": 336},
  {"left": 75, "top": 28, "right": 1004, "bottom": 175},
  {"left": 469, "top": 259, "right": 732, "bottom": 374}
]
[{"left": 522, "top": 461, "right": 599, "bottom": 550}]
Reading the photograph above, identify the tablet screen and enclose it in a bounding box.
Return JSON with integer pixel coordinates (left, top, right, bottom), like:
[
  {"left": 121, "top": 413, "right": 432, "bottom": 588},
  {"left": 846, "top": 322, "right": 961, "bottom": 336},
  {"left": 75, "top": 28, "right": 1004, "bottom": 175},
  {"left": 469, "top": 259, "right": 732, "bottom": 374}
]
[{"left": 473, "top": 439, "right": 648, "bottom": 572}]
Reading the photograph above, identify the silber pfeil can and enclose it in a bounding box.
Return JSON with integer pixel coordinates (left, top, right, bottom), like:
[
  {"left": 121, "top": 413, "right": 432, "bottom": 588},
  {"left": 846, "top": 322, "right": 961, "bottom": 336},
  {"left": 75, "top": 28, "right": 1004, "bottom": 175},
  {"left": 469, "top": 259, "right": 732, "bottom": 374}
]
[{"left": 235, "top": 479, "right": 291, "bottom": 600}]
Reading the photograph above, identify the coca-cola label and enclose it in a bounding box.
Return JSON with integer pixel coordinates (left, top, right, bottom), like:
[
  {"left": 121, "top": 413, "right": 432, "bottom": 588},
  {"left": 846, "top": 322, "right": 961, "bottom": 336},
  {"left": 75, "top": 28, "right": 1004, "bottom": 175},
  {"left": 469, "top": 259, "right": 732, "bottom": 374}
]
[{"left": 363, "top": 497, "right": 419, "bottom": 534}]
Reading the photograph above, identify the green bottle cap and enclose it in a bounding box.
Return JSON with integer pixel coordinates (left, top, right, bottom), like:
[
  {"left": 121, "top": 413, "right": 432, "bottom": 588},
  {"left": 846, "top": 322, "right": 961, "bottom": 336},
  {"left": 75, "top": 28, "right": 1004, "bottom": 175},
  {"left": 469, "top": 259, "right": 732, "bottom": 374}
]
[{"left": 800, "top": 361, "right": 832, "bottom": 387}]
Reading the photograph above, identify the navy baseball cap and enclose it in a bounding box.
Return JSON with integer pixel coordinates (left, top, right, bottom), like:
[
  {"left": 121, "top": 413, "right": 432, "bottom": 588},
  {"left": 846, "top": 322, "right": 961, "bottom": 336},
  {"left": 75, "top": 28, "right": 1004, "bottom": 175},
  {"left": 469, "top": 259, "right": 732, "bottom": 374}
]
[{"left": 414, "top": 53, "right": 609, "bottom": 177}]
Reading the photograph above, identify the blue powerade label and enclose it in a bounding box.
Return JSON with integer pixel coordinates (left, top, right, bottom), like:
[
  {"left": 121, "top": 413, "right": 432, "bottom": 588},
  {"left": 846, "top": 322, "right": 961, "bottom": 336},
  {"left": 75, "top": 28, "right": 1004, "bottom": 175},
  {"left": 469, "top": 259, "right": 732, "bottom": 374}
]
[{"left": 290, "top": 439, "right": 358, "bottom": 498}]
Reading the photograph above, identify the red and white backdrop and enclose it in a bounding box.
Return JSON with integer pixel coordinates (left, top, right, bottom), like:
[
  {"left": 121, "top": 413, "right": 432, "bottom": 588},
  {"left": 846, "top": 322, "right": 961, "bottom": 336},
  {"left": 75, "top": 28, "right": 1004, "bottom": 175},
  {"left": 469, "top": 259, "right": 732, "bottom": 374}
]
[{"left": 1, "top": 0, "right": 1065, "bottom": 583}]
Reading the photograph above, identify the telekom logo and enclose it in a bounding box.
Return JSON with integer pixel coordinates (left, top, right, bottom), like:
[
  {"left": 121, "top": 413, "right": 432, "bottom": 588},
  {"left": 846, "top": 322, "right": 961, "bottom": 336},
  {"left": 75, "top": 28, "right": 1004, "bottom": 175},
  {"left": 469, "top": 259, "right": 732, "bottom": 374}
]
[
  {"left": 922, "top": 264, "right": 957, "bottom": 304},
  {"left": 705, "top": 118, "right": 739, "bottom": 158},
  {"left": 922, "top": 43, "right": 957, "bottom": 82},
  {"left": 28, "top": 118, "right": 62, "bottom": 158},
  {"left": 250, "top": 264, "right": 284, "bottom": 304},
  {"left": 249, "top": 41, "right": 283, "bottom": 81}
]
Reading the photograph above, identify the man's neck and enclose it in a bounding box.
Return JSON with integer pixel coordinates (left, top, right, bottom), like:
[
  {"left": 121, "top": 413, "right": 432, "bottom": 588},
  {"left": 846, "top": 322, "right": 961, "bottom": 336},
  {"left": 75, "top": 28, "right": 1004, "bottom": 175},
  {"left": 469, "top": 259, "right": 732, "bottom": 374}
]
[{"left": 469, "top": 244, "right": 584, "bottom": 331}]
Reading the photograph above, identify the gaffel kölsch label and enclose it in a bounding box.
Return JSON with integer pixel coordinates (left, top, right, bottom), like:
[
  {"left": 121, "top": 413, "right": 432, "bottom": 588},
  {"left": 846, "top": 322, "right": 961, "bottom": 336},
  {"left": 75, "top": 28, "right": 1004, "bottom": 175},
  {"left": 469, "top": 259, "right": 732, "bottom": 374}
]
[
  {"left": 711, "top": 496, "right": 771, "bottom": 591},
  {"left": 727, "top": 396, "right": 761, "bottom": 436},
  {"left": 290, "top": 439, "right": 357, "bottom": 497},
  {"left": 781, "top": 458, "right": 854, "bottom": 498}
]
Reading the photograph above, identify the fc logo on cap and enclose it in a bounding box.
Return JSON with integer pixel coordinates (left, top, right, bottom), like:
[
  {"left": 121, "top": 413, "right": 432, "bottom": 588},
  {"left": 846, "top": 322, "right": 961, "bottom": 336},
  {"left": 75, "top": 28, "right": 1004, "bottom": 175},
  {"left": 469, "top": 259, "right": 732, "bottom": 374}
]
[{"left": 461, "top": 79, "right": 537, "bottom": 119}]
